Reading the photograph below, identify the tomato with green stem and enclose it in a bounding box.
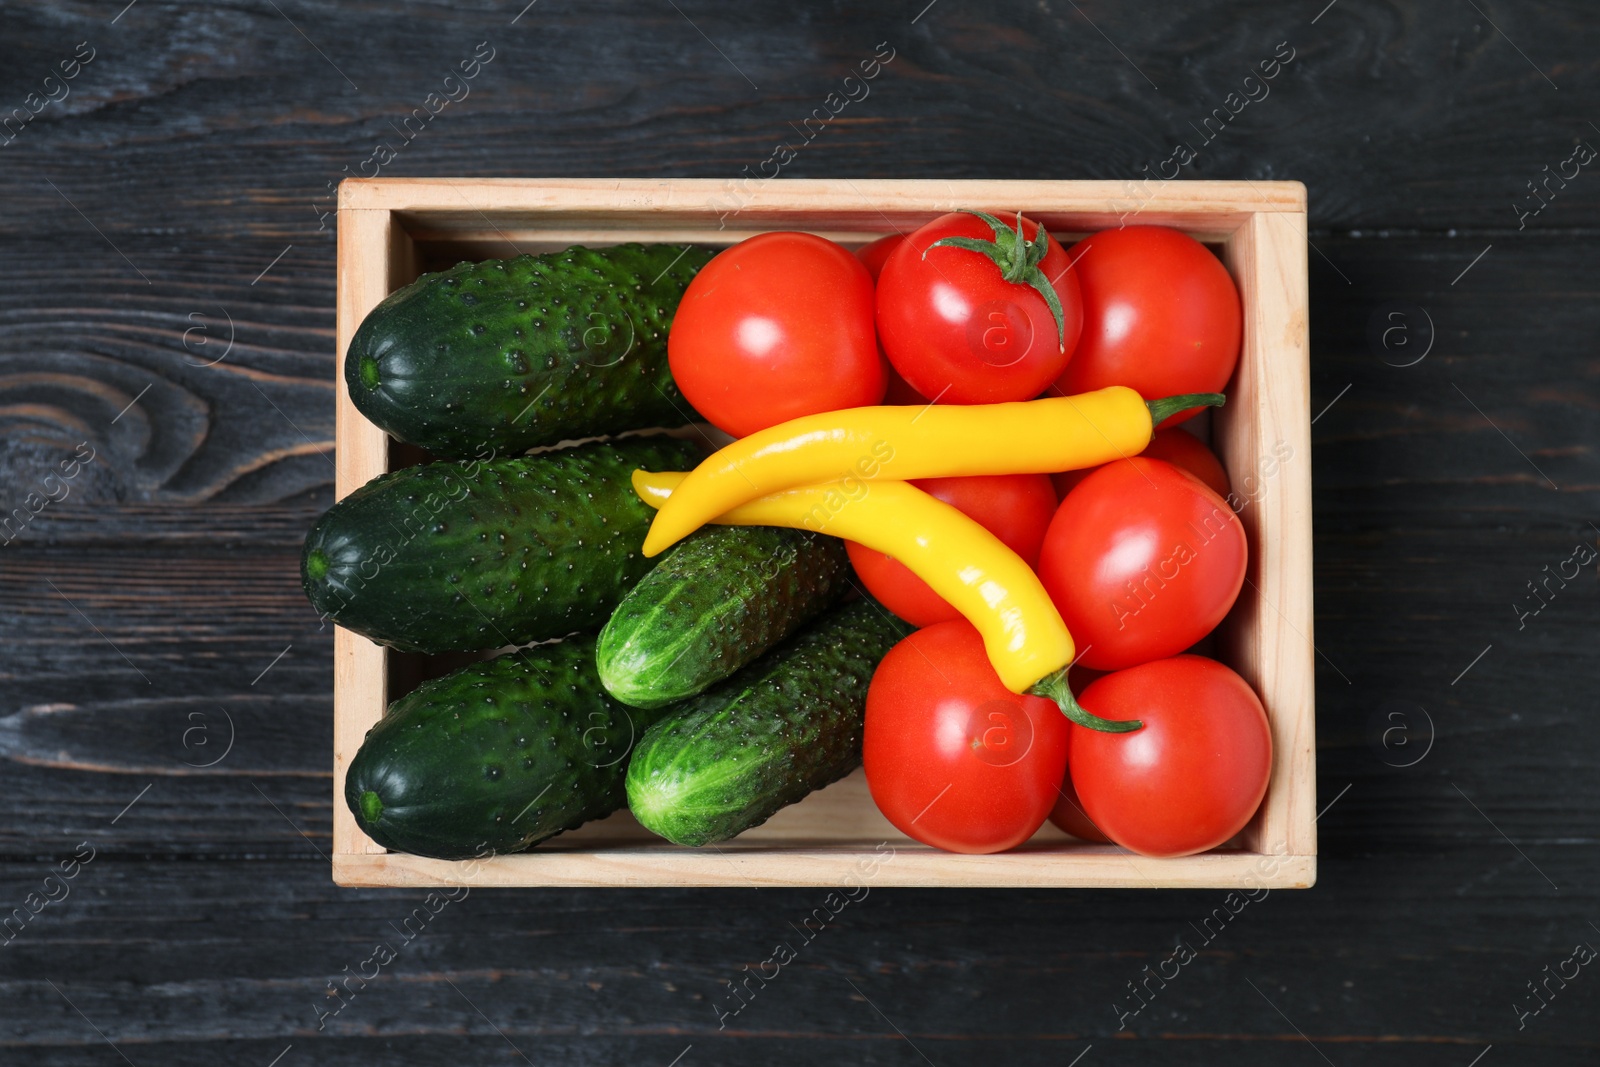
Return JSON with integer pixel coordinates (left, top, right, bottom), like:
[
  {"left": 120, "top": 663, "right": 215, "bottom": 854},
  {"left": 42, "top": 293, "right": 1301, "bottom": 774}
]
[{"left": 876, "top": 210, "right": 1083, "bottom": 404}]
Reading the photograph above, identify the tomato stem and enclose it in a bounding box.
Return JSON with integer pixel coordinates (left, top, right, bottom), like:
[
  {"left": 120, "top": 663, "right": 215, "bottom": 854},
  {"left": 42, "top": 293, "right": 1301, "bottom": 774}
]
[
  {"left": 1145, "top": 391, "right": 1226, "bottom": 426},
  {"left": 1028, "top": 669, "right": 1142, "bottom": 733},
  {"left": 924, "top": 209, "right": 1068, "bottom": 352}
]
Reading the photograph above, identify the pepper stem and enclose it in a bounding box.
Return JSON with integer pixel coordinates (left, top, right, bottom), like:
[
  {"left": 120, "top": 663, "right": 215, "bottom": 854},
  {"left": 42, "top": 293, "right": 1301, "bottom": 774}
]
[
  {"left": 1027, "top": 668, "right": 1142, "bottom": 733},
  {"left": 1145, "top": 391, "right": 1226, "bottom": 427},
  {"left": 924, "top": 209, "right": 1068, "bottom": 351}
]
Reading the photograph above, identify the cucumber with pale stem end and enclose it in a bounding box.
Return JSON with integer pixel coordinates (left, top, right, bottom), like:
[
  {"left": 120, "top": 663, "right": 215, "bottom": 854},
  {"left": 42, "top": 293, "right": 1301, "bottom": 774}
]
[
  {"left": 345, "top": 635, "right": 673, "bottom": 860},
  {"left": 596, "top": 524, "right": 852, "bottom": 709},
  {"left": 300, "top": 436, "right": 702, "bottom": 654},
  {"left": 346, "top": 243, "right": 715, "bottom": 459},
  {"left": 625, "top": 598, "right": 912, "bottom": 846}
]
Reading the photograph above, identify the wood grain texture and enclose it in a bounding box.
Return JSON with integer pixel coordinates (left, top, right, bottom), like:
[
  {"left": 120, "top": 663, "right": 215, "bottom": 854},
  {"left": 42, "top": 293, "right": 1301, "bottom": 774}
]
[
  {"left": 1218, "top": 209, "right": 1317, "bottom": 859},
  {"left": 332, "top": 205, "right": 398, "bottom": 857},
  {"left": 1, "top": 0, "right": 1597, "bottom": 1060},
  {"left": 333, "top": 178, "right": 1314, "bottom": 887},
  {"left": 3, "top": 0, "right": 1598, "bottom": 237}
]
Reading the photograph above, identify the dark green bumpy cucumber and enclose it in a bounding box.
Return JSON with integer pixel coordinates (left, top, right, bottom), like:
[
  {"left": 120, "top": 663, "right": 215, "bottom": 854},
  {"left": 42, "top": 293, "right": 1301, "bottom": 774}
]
[
  {"left": 346, "top": 244, "right": 715, "bottom": 459},
  {"left": 625, "top": 598, "right": 912, "bottom": 846},
  {"left": 596, "top": 525, "right": 851, "bottom": 709},
  {"left": 301, "top": 436, "right": 700, "bottom": 653},
  {"left": 345, "top": 635, "right": 670, "bottom": 860}
]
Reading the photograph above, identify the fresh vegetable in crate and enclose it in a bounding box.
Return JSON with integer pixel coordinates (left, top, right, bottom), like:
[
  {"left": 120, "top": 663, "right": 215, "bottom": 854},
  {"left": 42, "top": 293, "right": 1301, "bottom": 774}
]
[
  {"left": 667, "top": 231, "right": 885, "bottom": 438},
  {"left": 639, "top": 386, "right": 1222, "bottom": 557},
  {"left": 875, "top": 210, "right": 1083, "bottom": 404},
  {"left": 625, "top": 597, "right": 911, "bottom": 847},
  {"left": 631, "top": 470, "right": 1133, "bottom": 734},
  {"left": 301, "top": 436, "right": 700, "bottom": 653},
  {"left": 346, "top": 243, "right": 715, "bottom": 458},
  {"left": 345, "top": 634, "right": 668, "bottom": 860},
  {"left": 597, "top": 524, "right": 851, "bottom": 709}
]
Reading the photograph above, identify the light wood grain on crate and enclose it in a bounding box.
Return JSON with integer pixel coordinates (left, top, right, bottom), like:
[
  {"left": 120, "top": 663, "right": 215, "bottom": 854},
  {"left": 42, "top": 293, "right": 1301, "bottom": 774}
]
[
  {"left": 333, "top": 177, "right": 1315, "bottom": 888},
  {"left": 332, "top": 208, "right": 408, "bottom": 858},
  {"left": 334, "top": 848, "right": 1316, "bottom": 890}
]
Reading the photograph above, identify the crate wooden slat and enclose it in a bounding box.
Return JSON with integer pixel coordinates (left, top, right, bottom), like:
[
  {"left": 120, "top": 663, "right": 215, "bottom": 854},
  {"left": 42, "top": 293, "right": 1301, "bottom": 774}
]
[{"left": 331, "top": 178, "right": 1314, "bottom": 888}]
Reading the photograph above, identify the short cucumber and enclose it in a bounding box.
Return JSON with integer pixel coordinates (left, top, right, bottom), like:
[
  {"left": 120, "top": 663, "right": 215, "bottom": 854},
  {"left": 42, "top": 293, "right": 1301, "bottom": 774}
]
[
  {"left": 345, "top": 244, "right": 715, "bottom": 459},
  {"left": 345, "top": 635, "right": 669, "bottom": 860},
  {"left": 625, "top": 598, "right": 911, "bottom": 846},
  {"left": 596, "top": 525, "right": 850, "bottom": 709},
  {"left": 301, "top": 436, "right": 701, "bottom": 653}
]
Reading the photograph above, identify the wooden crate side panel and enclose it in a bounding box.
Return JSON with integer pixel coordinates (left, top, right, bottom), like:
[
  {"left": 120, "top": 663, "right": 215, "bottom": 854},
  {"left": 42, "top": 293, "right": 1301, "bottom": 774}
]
[
  {"left": 341, "top": 177, "right": 1305, "bottom": 240},
  {"left": 330, "top": 179, "right": 1315, "bottom": 885},
  {"left": 333, "top": 849, "right": 1315, "bottom": 889},
  {"left": 332, "top": 206, "right": 409, "bottom": 857},
  {"left": 1218, "top": 211, "right": 1316, "bottom": 858}
]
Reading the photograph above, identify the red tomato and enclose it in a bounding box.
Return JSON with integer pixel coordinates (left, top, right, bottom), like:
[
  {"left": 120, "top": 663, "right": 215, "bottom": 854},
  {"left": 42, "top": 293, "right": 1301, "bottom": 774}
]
[
  {"left": 1142, "top": 426, "right": 1230, "bottom": 496},
  {"left": 1050, "top": 427, "right": 1231, "bottom": 499},
  {"left": 1037, "top": 457, "right": 1246, "bottom": 671},
  {"left": 864, "top": 621, "right": 1069, "bottom": 854},
  {"left": 856, "top": 234, "right": 905, "bottom": 281},
  {"left": 846, "top": 473, "right": 1057, "bottom": 627},
  {"left": 1069, "top": 656, "right": 1271, "bottom": 857},
  {"left": 1049, "top": 469, "right": 1088, "bottom": 499},
  {"left": 876, "top": 211, "right": 1083, "bottom": 404},
  {"left": 859, "top": 237, "right": 927, "bottom": 404},
  {"left": 669, "top": 232, "right": 884, "bottom": 438},
  {"left": 1054, "top": 226, "right": 1241, "bottom": 427},
  {"left": 1049, "top": 763, "right": 1111, "bottom": 843}
]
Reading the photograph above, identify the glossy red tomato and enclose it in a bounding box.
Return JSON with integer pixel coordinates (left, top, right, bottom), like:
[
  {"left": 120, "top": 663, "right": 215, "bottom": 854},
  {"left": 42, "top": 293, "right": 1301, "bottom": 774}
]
[
  {"left": 1069, "top": 655, "right": 1271, "bottom": 857},
  {"left": 855, "top": 233, "right": 905, "bottom": 280},
  {"left": 1054, "top": 226, "right": 1241, "bottom": 426},
  {"left": 1051, "top": 426, "right": 1231, "bottom": 499},
  {"left": 864, "top": 621, "right": 1069, "bottom": 854},
  {"left": 1049, "top": 762, "right": 1111, "bottom": 843},
  {"left": 858, "top": 236, "right": 928, "bottom": 404},
  {"left": 876, "top": 211, "right": 1083, "bottom": 404},
  {"left": 669, "top": 232, "right": 884, "bottom": 438},
  {"left": 847, "top": 473, "right": 1057, "bottom": 627},
  {"left": 1037, "top": 457, "right": 1246, "bottom": 671}
]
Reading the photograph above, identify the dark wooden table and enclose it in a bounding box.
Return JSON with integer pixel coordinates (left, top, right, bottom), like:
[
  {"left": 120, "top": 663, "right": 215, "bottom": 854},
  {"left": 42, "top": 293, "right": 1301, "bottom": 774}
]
[{"left": 3, "top": 1, "right": 1595, "bottom": 1063}]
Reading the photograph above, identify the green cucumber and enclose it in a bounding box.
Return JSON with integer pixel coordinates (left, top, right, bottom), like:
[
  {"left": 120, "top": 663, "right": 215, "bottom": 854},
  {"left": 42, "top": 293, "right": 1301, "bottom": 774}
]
[
  {"left": 345, "top": 635, "right": 669, "bottom": 860},
  {"left": 346, "top": 244, "right": 715, "bottom": 459},
  {"left": 301, "top": 436, "right": 700, "bottom": 653},
  {"left": 596, "top": 525, "right": 851, "bottom": 709},
  {"left": 625, "top": 598, "right": 911, "bottom": 846}
]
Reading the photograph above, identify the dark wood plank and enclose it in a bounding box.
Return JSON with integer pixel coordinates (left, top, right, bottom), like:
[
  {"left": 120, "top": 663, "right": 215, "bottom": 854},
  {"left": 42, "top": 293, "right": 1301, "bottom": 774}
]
[
  {"left": 1, "top": 1, "right": 1598, "bottom": 239},
  {"left": 0, "top": 858, "right": 1595, "bottom": 1064},
  {"left": 0, "top": 236, "right": 335, "bottom": 507},
  {"left": 2, "top": 0, "right": 1598, "bottom": 1061}
]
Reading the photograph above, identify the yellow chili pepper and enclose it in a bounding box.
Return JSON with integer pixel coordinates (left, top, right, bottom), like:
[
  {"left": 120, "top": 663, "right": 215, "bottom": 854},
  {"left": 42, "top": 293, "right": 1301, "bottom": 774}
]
[
  {"left": 632, "top": 470, "right": 1138, "bottom": 733},
  {"left": 641, "top": 386, "right": 1224, "bottom": 557}
]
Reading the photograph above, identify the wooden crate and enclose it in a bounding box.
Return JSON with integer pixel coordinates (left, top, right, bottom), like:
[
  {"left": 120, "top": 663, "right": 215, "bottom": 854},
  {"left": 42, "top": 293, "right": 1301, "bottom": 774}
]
[{"left": 331, "top": 178, "right": 1315, "bottom": 888}]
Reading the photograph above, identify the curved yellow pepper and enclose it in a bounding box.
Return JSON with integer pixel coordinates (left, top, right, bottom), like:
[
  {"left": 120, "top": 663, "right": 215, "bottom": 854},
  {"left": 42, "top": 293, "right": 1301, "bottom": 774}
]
[
  {"left": 641, "top": 386, "right": 1223, "bottom": 557},
  {"left": 633, "top": 470, "right": 1138, "bottom": 733}
]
